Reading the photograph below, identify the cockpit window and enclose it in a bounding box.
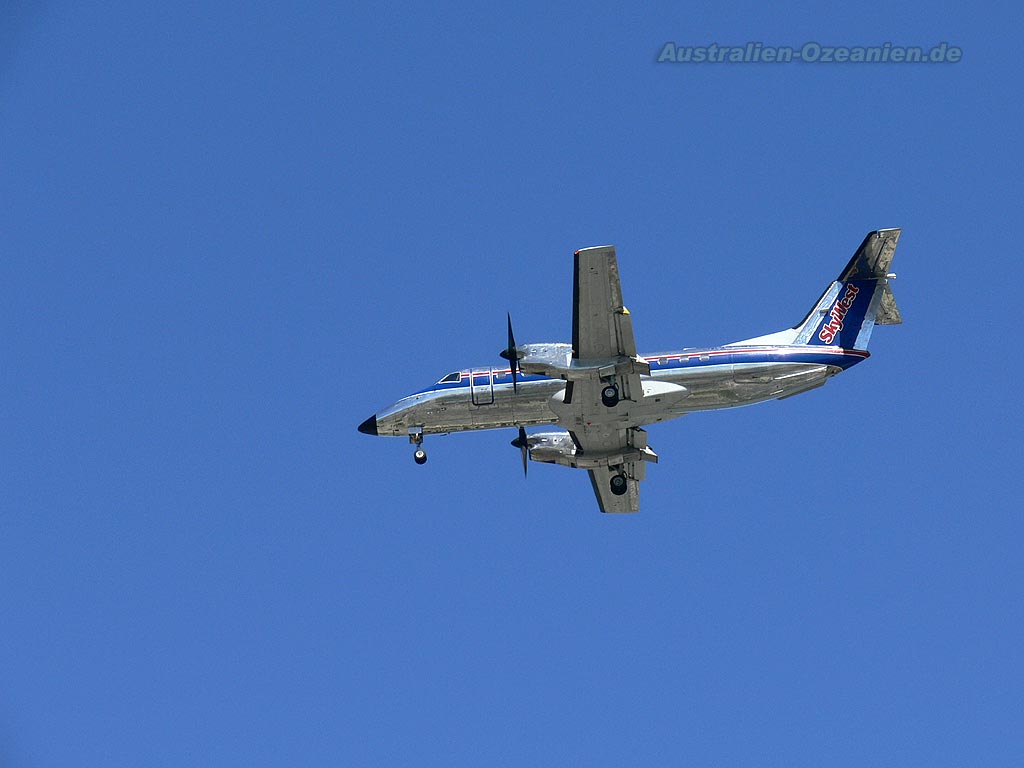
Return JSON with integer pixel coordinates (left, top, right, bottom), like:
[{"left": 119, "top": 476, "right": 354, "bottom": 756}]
[{"left": 438, "top": 371, "right": 461, "bottom": 383}]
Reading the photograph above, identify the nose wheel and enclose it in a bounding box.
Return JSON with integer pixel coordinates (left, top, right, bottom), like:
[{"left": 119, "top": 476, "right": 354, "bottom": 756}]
[{"left": 414, "top": 448, "right": 427, "bottom": 465}]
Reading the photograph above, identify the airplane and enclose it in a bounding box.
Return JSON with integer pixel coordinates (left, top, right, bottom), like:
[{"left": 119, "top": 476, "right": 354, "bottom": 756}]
[{"left": 357, "top": 228, "right": 903, "bottom": 513}]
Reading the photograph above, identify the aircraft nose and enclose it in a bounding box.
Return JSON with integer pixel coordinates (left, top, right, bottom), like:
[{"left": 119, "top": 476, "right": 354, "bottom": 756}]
[{"left": 357, "top": 414, "right": 379, "bottom": 435}]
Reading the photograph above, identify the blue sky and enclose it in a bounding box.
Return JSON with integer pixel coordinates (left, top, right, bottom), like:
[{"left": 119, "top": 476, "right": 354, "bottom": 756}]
[{"left": 2, "top": 2, "right": 1022, "bottom": 766}]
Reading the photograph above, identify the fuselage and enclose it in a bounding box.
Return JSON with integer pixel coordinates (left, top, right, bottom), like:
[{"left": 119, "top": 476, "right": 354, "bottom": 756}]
[{"left": 364, "top": 344, "right": 869, "bottom": 438}]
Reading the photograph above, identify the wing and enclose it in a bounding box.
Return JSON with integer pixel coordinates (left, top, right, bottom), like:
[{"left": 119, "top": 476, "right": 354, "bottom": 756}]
[
  {"left": 566, "top": 246, "right": 657, "bottom": 513},
  {"left": 572, "top": 425, "right": 655, "bottom": 514},
  {"left": 571, "top": 246, "right": 646, "bottom": 403},
  {"left": 573, "top": 245, "right": 638, "bottom": 359}
]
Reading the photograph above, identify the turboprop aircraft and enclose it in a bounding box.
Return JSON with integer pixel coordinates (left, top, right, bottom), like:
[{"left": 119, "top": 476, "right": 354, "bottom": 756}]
[{"left": 357, "top": 229, "right": 903, "bottom": 513}]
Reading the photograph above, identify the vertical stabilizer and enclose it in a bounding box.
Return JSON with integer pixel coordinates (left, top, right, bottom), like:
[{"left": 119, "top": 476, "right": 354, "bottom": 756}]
[{"left": 794, "top": 228, "right": 903, "bottom": 350}]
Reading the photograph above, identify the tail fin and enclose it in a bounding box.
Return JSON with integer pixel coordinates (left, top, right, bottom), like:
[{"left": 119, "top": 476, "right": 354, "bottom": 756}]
[
  {"left": 730, "top": 228, "right": 902, "bottom": 350},
  {"left": 796, "top": 228, "right": 902, "bottom": 350}
]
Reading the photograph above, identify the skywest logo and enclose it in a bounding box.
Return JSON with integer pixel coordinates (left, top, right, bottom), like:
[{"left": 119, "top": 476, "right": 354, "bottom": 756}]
[{"left": 818, "top": 283, "right": 860, "bottom": 344}]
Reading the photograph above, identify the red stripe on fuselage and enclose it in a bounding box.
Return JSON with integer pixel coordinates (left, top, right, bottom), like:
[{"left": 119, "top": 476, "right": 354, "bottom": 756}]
[{"left": 460, "top": 347, "right": 867, "bottom": 378}]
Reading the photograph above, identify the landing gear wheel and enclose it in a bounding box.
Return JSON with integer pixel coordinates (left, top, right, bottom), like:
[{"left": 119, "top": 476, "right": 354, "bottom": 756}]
[
  {"left": 610, "top": 473, "right": 628, "bottom": 495},
  {"left": 601, "top": 384, "right": 619, "bottom": 407},
  {"left": 413, "top": 448, "right": 427, "bottom": 465}
]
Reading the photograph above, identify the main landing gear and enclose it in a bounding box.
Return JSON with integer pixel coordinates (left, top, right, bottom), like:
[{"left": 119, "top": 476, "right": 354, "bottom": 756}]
[
  {"left": 601, "top": 383, "right": 620, "bottom": 408},
  {"left": 409, "top": 428, "right": 427, "bottom": 465},
  {"left": 610, "top": 472, "right": 628, "bottom": 496}
]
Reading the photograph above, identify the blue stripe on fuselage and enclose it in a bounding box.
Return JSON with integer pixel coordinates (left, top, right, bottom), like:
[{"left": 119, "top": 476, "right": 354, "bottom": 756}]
[{"left": 415, "top": 347, "right": 867, "bottom": 394}]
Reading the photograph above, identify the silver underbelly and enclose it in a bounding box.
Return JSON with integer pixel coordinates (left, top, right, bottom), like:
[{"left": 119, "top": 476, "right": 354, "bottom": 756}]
[
  {"left": 377, "top": 380, "right": 564, "bottom": 436},
  {"left": 377, "top": 362, "right": 839, "bottom": 436},
  {"left": 658, "top": 362, "right": 839, "bottom": 414}
]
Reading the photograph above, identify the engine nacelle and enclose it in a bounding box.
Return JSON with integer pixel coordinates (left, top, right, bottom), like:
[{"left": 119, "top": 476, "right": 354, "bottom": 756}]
[
  {"left": 515, "top": 342, "right": 651, "bottom": 381},
  {"left": 515, "top": 343, "right": 573, "bottom": 378},
  {"left": 525, "top": 431, "right": 578, "bottom": 466},
  {"left": 526, "top": 430, "right": 658, "bottom": 470}
]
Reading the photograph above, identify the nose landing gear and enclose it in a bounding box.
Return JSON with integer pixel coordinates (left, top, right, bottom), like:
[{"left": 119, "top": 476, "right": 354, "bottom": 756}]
[{"left": 409, "top": 427, "right": 427, "bottom": 465}]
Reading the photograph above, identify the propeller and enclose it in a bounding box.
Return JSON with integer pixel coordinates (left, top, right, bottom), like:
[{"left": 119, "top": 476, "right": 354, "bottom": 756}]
[
  {"left": 498, "top": 312, "right": 520, "bottom": 393},
  {"left": 510, "top": 426, "right": 528, "bottom": 478}
]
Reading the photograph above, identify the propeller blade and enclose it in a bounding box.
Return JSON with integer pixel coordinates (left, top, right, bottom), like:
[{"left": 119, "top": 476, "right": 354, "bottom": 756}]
[
  {"left": 510, "top": 426, "right": 528, "bottom": 478},
  {"left": 499, "top": 312, "right": 519, "bottom": 393}
]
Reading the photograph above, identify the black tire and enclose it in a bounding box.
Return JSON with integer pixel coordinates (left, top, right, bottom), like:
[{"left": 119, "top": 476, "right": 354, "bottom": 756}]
[
  {"left": 413, "top": 448, "right": 427, "bottom": 465},
  {"left": 610, "top": 473, "right": 628, "bottom": 495},
  {"left": 601, "top": 385, "right": 619, "bottom": 407}
]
